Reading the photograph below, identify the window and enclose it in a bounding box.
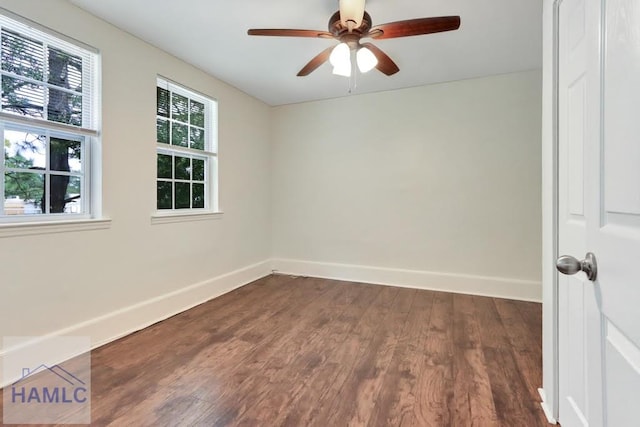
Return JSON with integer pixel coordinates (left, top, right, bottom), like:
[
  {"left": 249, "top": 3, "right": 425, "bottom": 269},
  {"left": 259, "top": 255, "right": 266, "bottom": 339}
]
[
  {"left": 0, "top": 13, "right": 99, "bottom": 222},
  {"left": 156, "top": 78, "right": 217, "bottom": 212}
]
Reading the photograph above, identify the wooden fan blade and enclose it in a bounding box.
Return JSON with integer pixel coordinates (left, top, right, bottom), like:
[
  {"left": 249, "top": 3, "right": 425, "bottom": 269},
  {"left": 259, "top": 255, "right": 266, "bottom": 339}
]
[
  {"left": 361, "top": 43, "right": 399, "bottom": 75},
  {"left": 247, "top": 29, "right": 334, "bottom": 39},
  {"left": 297, "top": 46, "right": 334, "bottom": 76},
  {"left": 365, "top": 29, "right": 384, "bottom": 39},
  {"left": 370, "top": 16, "right": 460, "bottom": 39}
]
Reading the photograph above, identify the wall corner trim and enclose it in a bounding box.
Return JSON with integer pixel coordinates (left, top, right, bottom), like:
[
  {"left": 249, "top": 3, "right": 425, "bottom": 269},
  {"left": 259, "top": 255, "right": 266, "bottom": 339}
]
[
  {"left": 272, "top": 258, "right": 542, "bottom": 302},
  {"left": 538, "top": 388, "right": 558, "bottom": 424}
]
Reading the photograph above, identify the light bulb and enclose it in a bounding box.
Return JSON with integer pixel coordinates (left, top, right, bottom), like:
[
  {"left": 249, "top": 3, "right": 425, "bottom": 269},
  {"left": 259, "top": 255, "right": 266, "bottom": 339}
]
[
  {"left": 330, "top": 43, "right": 351, "bottom": 77},
  {"left": 357, "top": 47, "right": 378, "bottom": 73},
  {"left": 330, "top": 43, "right": 351, "bottom": 69}
]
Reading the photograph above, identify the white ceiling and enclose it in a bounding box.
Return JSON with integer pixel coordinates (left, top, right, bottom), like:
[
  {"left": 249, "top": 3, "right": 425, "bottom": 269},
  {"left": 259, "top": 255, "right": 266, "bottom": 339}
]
[{"left": 68, "top": 0, "right": 541, "bottom": 106}]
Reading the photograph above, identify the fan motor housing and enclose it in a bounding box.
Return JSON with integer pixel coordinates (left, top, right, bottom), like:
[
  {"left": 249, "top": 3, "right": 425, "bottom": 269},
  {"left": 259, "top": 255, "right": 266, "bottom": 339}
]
[{"left": 328, "top": 11, "right": 372, "bottom": 40}]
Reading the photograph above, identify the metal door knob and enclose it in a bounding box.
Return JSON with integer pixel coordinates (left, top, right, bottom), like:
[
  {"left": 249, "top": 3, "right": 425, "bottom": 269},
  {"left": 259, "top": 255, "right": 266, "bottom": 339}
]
[{"left": 556, "top": 252, "right": 598, "bottom": 281}]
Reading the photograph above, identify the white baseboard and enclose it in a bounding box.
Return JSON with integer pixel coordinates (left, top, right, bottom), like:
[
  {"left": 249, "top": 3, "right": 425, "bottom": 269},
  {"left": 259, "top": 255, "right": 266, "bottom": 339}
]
[
  {"left": 272, "top": 258, "right": 542, "bottom": 302},
  {"left": 0, "top": 260, "right": 271, "bottom": 388},
  {"left": 538, "top": 388, "right": 558, "bottom": 424}
]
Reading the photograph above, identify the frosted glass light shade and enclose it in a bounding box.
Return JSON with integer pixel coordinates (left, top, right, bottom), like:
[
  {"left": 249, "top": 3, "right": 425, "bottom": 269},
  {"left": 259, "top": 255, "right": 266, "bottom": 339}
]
[
  {"left": 357, "top": 47, "right": 378, "bottom": 73},
  {"left": 330, "top": 43, "right": 351, "bottom": 69},
  {"left": 339, "top": 0, "right": 365, "bottom": 28},
  {"left": 332, "top": 64, "right": 351, "bottom": 77}
]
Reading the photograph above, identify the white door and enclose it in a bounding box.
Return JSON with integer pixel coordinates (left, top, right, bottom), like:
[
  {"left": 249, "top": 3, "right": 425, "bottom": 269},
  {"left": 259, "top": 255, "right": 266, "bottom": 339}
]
[
  {"left": 557, "top": 0, "right": 640, "bottom": 425},
  {"left": 557, "top": 0, "right": 603, "bottom": 424}
]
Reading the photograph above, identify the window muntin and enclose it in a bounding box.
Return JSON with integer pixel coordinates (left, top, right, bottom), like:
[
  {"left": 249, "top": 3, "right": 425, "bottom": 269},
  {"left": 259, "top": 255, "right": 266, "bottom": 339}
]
[
  {"left": 156, "top": 78, "right": 217, "bottom": 212},
  {"left": 0, "top": 13, "right": 98, "bottom": 221}
]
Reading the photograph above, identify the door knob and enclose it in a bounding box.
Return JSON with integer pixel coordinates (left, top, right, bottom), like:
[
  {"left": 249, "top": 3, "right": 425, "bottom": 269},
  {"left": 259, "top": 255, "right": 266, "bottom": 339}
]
[{"left": 556, "top": 252, "right": 598, "bottom": 281}]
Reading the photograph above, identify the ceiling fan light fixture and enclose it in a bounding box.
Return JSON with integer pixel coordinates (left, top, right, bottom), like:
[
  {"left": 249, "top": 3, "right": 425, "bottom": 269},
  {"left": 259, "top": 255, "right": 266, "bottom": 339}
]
[
  {"left": 330, "top": 42, "right": 351, "bottom": 68},
  {"left": 357, "top": 47, "right": 377, "bottom": 73},
  {"left": 248, "top": 7, "right": 461, "bottom": 79},
  {"left": 339, "top": 0, "right": 365, "bottom": 29}
]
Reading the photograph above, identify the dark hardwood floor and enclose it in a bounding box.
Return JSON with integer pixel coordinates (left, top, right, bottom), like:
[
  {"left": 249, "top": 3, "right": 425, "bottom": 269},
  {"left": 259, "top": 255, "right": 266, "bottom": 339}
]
[{"left": 1, "top": 275, "right": 547, "bottom": 426}]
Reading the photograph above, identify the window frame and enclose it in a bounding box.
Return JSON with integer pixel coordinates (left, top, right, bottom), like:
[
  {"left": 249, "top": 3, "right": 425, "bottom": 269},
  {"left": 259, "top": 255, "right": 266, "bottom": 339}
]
[
  {"left": 0, "top": 10, "right": 100, "bottom": 225},
  {"left": 155, "top": 77, "right": 219, "bottom": 216}
]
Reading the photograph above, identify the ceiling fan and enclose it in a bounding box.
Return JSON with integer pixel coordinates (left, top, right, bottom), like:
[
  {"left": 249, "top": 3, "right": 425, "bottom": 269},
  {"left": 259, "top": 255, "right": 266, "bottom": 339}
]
[{"left": 247, "top": 0, "right": 461, "bottom": 77}]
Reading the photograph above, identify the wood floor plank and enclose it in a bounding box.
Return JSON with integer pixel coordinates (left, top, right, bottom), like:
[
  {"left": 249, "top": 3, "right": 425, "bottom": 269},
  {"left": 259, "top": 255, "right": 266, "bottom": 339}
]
[
  {"left": 325, "top": 287, "right": 415, "bottom": 426},
  {"left": 93, "top": 274, "right": 301, "bottom": 371},
  {"left": 474, "top": 296, "right": 547, "bottom": 426},
  {"left": 493, "top": 298, "right": 543, "bottom": 401},
  {"left": 276, "top": 285, "right": 401, "bottom": 427},
  {"left": 193, "top": 280, "right": 383, "bottom": 425},
  {"left": 412, "top": 291, "right": 455, "bottom": 427},
  {"left": 89, "top": 276, "right": 335, "bottom": 425},
  {"left": 451, "top": 293, "right": 499, "bottom": 426},
  {"left": 280, "top": 285, "right": 411, "bottom": 426},
  {"left": 229, "top": 282, "right": 386, "bottom": 426},
  {"left": 0, "top": 275, "right": 547, "bottom": 426},
  {"left": 364, "top": 288, "right": 435, "bottom": 427},
  {"left": 518, "top": 301, "right": 543, "bottom": 345}
]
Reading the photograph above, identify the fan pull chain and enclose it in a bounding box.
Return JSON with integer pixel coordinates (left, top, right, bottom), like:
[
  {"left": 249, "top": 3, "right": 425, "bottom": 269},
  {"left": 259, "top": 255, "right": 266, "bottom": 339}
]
[{"left": 348, "top": 48, "right": 357, "bottom": 94}]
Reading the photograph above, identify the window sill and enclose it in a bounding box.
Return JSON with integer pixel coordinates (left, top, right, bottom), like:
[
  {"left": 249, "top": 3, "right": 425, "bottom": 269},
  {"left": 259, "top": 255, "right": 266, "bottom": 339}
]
[
  {"left": 0, "top": 218, "right": 112, "bottom": 238},
  {"left": 151, "top": 211, "right": 224, "bottom": 225}
]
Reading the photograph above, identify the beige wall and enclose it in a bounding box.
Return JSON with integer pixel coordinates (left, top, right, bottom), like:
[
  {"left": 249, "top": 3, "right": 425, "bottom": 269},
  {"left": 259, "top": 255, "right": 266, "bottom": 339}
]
[
  {"left": 271, "top": 70, "right": 542, "bottom": 300},
  {"left": 0, "top": 0, "right": 272, "bottom": 347},
  {"left": 0, "top": 0, "right": 542, "bottom": 368}
]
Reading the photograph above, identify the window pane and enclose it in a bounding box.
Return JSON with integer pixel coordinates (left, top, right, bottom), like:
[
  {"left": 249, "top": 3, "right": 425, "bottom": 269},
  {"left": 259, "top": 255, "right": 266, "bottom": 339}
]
[
  {"left": 4, "top": 130, "right": 46, "bottom": 170},
  {"left": 47, "top": 88, "right": 82, "bottom": 126},
  {"left": 157, "top": 87, "right": 169, "bottom": 118},
  {"left": 190, "top": 127, "right": 205, "bottom": 151},
  {"left": 157, "top": 181, "right": 172, "bottom": 210},
  {"left": 190, "top": 100, "right": 204, "bottom": 127},
  {"left": 174, "top": 156, "right": 190, "bottom": 180},
  {"left": 192, "top": 183, "right": 204, "bottom": 208},
  {"left": 174, "top": 182, "right": 190, "bottom": 209},
  {"left": 49, "top": 174, "right": 80, "bottom": 214},
  {"left": 50, "top": 137, "right": 82, "bottom": 173},
  {"left": 54, "top": 175, "right": 82, "bottom": 214},
  {"left": 171, "top": 93, "right": 188, "bottom": 123},
  {"left": 192, "top": 158, "right": 205, "bottom": 181},
  {"left": 1, "top": 30, "right": 44, "bottom": 80},
  {"left": 157, "top": 154, "right": 172, "bottom": 179},
  {"left": 157, "top": 118, "right": 169, "bottom": 144},
  {"left": 47, "top": 47, "right": 82, "bottom": 92},
  {"left": 171, "top": 122, "right": 188, "bottom": 147},
  {"left": 2, "top": 76, "right": 45, "bottom": 119},
  {"left": 4, "top": 171, "right": 44, "bottom": 214}
]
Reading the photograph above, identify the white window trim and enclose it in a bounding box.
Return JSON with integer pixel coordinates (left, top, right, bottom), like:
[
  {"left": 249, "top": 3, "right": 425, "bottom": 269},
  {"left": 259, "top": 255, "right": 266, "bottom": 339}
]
[
  {"left": 0, "top": 217, "right": 111, "bottom": 238},
  {"left": 155, "top": 77, "right": 220, "bottom": 220},
  {"left": 151, "top": 210, "right": 223, "bottom": 225}
]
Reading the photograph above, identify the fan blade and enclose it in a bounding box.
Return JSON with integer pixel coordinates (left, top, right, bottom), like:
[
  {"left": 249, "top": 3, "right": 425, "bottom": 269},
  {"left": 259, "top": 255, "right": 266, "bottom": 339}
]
[
  {"left": 361, "top": 43, "right": 399, "bottom": 76},
  {"left": 247, "top": 29, "right": 334, "bottom": 39},
  {"left": 370, "top": 16, "right": 460, "bottom": 39},
  {"left": 365, "top": 29, "right": 384, "bottom": 39},
  {"left": 297, "top": 46, "right": 334, "bottom": 76}
]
